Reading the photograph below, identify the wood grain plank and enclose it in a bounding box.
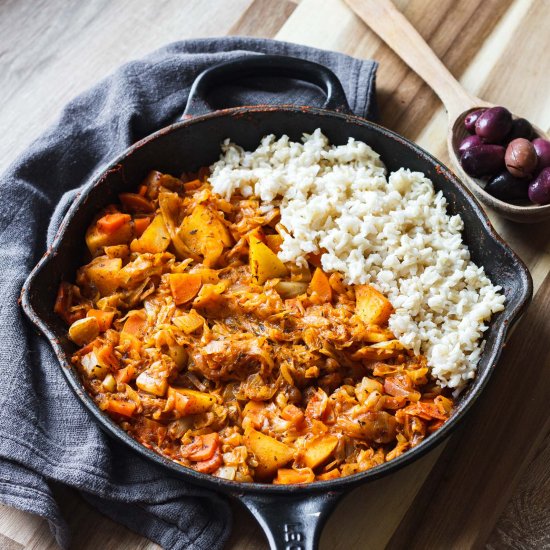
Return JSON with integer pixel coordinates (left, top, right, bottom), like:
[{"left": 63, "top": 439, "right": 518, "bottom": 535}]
[
  {"left": 486, "top": 429, "right": 550, "bottom": 550},
  {"left": 0, "top": 505, "right": 46, "bottom": 547},
  {"left": 388, "top": 269, "right": 550, "bottom": 549},
  {"left": 0, "top": 531, "right": 23, "bottom": 550},
  {"left": 226, "top": 501, "right": 266, "bottom": 550},
  {"left": 0, "top": 0, "right": 254, "bottom": 174},
  {"left": 279, "top": 0, "right": 513, "bottom": 141},
  {"left": 229, "top": 0, "right": 297, "bottom": 37}
]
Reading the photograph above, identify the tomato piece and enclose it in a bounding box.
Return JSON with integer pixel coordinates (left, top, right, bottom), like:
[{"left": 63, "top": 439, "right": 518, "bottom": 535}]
[
  {"left": 305, "top": 388, "right": 329, "bottom": 421},
  {"left": 197, "top": 166, "right": 210, "bottom": 181},
  {"left": 54, "top": 282, "right": 85, "bottom": 325},
  {"left": 119, "top": 193, "right": 155, "bottom": 213},
  {"left": 307, "top": 251, "right": 323, "bottom": 268}
]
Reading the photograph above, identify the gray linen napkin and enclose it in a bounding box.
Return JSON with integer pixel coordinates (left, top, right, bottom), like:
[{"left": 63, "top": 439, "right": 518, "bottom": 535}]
[{"left": 0, "top": 37, "right": 377, "bottom": 549}]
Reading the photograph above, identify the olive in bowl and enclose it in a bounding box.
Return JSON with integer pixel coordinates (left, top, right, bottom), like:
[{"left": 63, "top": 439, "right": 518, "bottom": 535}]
[{"left": 457, "top": 106, "right": 550, "bottom": 214}]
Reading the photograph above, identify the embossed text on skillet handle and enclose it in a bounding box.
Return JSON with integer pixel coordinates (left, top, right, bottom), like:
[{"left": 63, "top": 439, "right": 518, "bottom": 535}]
[{"left": 240, "top": 490, "right": 343, "bottom": 550}]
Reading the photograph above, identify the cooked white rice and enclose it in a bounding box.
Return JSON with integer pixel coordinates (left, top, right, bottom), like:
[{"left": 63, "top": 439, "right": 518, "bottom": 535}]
[{"left": 209, "top": 129, "right": 505, "bottom": 391}]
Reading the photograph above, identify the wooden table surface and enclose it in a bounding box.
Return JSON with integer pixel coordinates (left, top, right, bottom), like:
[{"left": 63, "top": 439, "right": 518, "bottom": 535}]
[{"left": 1, "top": 0, "right": 549, "bottom": 548}]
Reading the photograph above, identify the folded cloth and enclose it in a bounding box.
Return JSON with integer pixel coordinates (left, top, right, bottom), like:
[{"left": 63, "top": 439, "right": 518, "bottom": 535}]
[{"left": 0, "top": 37, "right": 377, "bottom": 549}]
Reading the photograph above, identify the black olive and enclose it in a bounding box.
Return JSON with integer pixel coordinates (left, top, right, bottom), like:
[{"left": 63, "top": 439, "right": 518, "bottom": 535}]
[{"left": 485, "top": 171, "right": 529, "bottom": 202}]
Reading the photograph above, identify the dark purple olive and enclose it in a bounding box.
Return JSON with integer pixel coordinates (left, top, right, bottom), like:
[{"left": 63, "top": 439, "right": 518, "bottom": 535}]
[
  {"left": 464, "top": 109, "right": 486, "bottom": 134},
  {"left": 458, "top": 135, "right": 483, "bottom": 155},
  {"left": 475, "top": 106, "right": 513, "bottom": 143},
  {"left": 505, "top": 138, "right": 538, "bottom": 178},
  {"left": 528, "top": 167, "right": 550, "bottom": 205},
  {"left": 485, "top": 171, "right": 529, "bottom": 202},
  {"left": 460, "top": 144, "right": 506, "bottom": 177},
  {"left": 507, "top": 118, "right": 534, "bottom": 141},
  {"left": 532, "top": 138, "right": 550, "bottom": 171}
]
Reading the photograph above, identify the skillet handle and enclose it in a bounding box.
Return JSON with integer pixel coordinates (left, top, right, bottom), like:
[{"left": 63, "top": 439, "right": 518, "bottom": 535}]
[
  {"left": 183, "top": 55, "right": 351, "bottom": 118},
  {"left": 240, "top": 490, "right": 343, "bottom": 550}
]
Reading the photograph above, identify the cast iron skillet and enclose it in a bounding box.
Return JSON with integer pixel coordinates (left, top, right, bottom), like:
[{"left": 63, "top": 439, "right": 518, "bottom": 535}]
[{"left": 21, "top": 55, "right": 532, "bottom": 550}]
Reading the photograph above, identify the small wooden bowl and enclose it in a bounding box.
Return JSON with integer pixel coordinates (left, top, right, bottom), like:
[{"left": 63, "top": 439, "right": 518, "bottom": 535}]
[{"left": 450, "top": 111, "right": 550, "bottom": 224}]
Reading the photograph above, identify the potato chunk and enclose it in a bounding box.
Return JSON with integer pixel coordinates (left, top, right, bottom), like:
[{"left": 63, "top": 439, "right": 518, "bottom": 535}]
[
  {"left": 68, "top": 317, "right": 99, "bottom": 346},
  {"left": 178, "top": 205, "right": 232, "bottom": 266},
  {"left": 86, "top": 214, "right": 133, "bottom": 256},
  {"left": 84, "top": 257, "right": 122, "bottom": 296},
  {"left": 355, "top": 284, "right": 394, "bottom": 325},
  {"left": 130, "top": 214, "right": 170, "bottom": 254},
  {"left": 172, "top": 309, "right": 205, "bottom": 334},
  {"left": 244, "top": 429, "right": 294, "bottom": 479},
  {"left": 302, "top": 435, "right": 339, "bottom": 469},
  {"left": 79, "top": 350, "right": 109, "bottom": 379},
  {"left": 249, "top": 236, "right": 288, "bottom": 284},
  {"left": 136, "top": 371, "right": 168, "bottom": 397},
  {"left": 166, "top": 387, "right": 216, "bottom": 416}
]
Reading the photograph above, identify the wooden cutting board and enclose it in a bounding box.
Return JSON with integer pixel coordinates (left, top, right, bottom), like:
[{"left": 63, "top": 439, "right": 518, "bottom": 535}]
[{"left": 1, "top": 0, "right": 549, "bottom": 548}]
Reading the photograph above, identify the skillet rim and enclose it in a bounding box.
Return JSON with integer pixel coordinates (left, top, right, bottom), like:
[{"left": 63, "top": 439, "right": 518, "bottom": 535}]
[{"left": 20, "top": 104, "right": 533, "bottom": 497}]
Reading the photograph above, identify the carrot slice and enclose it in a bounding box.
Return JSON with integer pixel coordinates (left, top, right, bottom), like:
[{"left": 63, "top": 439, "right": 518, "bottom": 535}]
[
  {"left": 119, "top": 193, "right": 155, "bottom": 213},
  {"left": 309, "top": 267, "right": 332, "bottom": 302},
  {"left": 281, "top": 404, "right": 305, "bottom": 425},
  {"left": 115, "top": 365, "right": 136, "bottom": 384},
  {"left": 273, "top": 468, "right": 315, "bottom": 484},
  {"left": 133, "top": 217, "right": 151, "bottom": 237},
  {"left": 97, "top": 213, "right": 131, "bottom": 235},
  {"left": 181, "top": 433, "right": 220, "bottom": 461},
  {"left": 316, "top": 469, "right": 341, "bottom": 481},
  {"left": 119, "top": 332, "right": 141, "bottom": 353},
  {"left": 193, "top": 448, "right": 223, "bottom": 474},
  {"left": 265, "top": 234, "right": 283, "bottom": 253},
  {"left": 122, "top": 311, "right": 147, "bottom": 336},
  {"left": 105, "top": 400, "right": 136, "bottom": 418},
  {"left": 169, "top": 273, "right": 202, "bottom": 305},
  {"left": 95, "top": 343, "right": 119, "bottom": 370},
  {"left": 86, "top": 309, "right": 115, "bottom": 332}
]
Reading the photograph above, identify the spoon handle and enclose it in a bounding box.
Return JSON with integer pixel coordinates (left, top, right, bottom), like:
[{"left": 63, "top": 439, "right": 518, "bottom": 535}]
[{"left": 345, "top": 0, "right": 483, "bottom": 119}]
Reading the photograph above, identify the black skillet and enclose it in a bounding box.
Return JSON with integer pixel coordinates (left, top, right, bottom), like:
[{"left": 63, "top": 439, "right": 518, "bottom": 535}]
[{"left": 21, "top": 55, "right": 532, "bottom": 549}]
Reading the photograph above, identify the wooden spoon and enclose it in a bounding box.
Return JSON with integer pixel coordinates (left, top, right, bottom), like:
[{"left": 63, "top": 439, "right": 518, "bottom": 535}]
[{"left": 345, "top": 0, "right": 550, "bottom": 223}]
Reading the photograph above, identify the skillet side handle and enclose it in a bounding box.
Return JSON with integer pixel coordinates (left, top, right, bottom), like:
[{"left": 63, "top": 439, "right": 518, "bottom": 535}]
[
  {"left": 183, "top": 54, "right": 351, "bottom": 118},
  {"left": 240, "top": 490, "right": 343, "bottom": 550}
]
